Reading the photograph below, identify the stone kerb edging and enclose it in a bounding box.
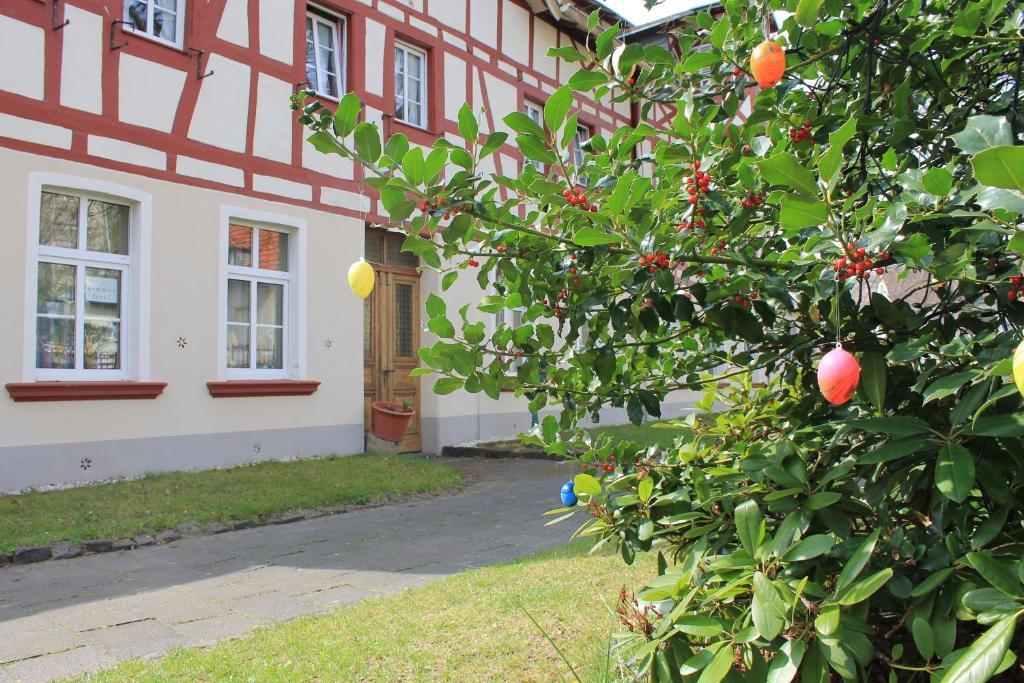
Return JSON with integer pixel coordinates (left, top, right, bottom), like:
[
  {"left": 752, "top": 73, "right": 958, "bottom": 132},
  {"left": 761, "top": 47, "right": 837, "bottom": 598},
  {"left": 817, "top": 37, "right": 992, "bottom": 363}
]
[{"left": 0, "top": 485, "right": 469, "bottom": 568}]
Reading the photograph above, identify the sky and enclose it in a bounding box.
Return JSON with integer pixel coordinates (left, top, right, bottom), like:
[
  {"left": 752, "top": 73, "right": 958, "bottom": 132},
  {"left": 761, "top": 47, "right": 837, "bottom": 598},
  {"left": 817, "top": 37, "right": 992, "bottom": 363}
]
[{"left": 596, "top": 0, "right": 709, "bottom": 25}]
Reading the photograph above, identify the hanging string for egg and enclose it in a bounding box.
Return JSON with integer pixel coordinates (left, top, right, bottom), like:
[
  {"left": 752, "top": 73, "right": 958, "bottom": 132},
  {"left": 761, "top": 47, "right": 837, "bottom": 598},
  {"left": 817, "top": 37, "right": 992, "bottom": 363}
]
[{"left": 818, "top": 269, "right": 861, "bottom": 405}]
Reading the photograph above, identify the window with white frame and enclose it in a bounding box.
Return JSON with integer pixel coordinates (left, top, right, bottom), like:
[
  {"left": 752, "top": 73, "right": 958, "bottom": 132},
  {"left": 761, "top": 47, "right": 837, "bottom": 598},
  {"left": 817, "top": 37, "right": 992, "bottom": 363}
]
[
  {"left": 395, "top": 41, "right": 428, "bottom": 128},
  {"left": 225, "top": 224, "right": 291, "bottom": 376},
  {"left": 35, "top": 191, "right": 131, "bottom": 377},
  {"left": 571, "top": 124, "right": 591, "bottom": 169},
  {"left": 524, "top": 101, "right": 545, "bottom": 172},
  {"left": 124, "top": 0, "right": 185, "bottom": 48},
  {"left": 305, "top": 7, "right": 346, "bottom": 99}
]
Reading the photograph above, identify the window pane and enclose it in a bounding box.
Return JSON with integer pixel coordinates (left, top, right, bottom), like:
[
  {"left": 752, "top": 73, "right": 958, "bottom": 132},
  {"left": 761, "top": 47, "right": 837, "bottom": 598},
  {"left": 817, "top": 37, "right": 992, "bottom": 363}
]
[
  {"left": 40, "top": 192, "right": 79, "bottom": 248},
  {"left": 84, "top": 268, "right": 121, "bottom": 319},
  {"left": 317, "top": 21, "right": 335, "bottom": 56},
  {"left": 365, "top": 231, "right": 384, "bottom": 263},
  {"left": 87, "top": 200, "right": 130, "bottom": 254},
  {"left": 258, "top": 230, "right": 288, "bottom": 271},
  {"left": 125, "top": 0, "right": 148, "bottom": 30},
  {"left": 37, "top": 262, "right": 76, "bottom": 316},
  {"left": 305, "top": 18, "right": 318, "bottom": 87},
  {"left": 257, "top": 282, "right": 283, "bottom": 325},
  {"left": 227, "top": 279, "right": 250, "bottom": 324},
  {"left": 228, "top": 225, "right": 252, "bottom": 267},
  {"left": 395, "top": 282, "right": 413, "bottom": 358},
  {"left": 408, "top": 52, "right": 421, "bottom": 79},
  {"left": 256, "top": 327, "right": 283, "bottom": 369},
  {"left": 84, "top": 320, "right": 121, "bottom": 369},
  {"left": 154, "top": 0, "right": 176, "bottom": 41},
  {"left": 36, "top": 318, "right": 75, "bottom": 369},
  {"left": 387, "top": 237, "right": 418, "bottom": 268},
  {"left": 227, "top": 324, "right": 250, "bottom": 368}
]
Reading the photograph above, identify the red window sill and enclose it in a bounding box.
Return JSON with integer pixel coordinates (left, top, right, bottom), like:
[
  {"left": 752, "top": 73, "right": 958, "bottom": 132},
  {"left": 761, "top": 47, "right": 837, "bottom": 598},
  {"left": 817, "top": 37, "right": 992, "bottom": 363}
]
[
  {"left": 206, "top": 380, "right": 321, "bottom": 398},
  {"left": 6, "top": 381, "right": 168, "bottom": 402}
]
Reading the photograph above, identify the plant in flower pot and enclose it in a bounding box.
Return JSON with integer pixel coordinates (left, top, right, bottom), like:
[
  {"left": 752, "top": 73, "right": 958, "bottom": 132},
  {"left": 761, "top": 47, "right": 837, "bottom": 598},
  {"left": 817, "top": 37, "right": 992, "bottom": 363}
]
[{"left": 370, "top": 399, "right": 415, "bottom": 442}]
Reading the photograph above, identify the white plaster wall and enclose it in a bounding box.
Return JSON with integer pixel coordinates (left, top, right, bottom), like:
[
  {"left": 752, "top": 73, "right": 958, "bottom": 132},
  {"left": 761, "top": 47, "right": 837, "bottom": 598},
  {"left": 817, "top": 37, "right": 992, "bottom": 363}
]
[
  {"left": 188, "top": 54, "right": 251, "bottom": 153},
  {"left": 217, "top": 0, "right": 250, "bottom": 47},
  {"left": 0, "top": 149, "right": 365, "bottom": 448},
  {"left": 118, "top": 54, "right": 187, "bottom": 133},
  {"left": 500, "top": 0, "right": 531, "bottom": 66},
  {"left": 252, "top": 73, "right": 293, "bottom": 163},
  {"left": 0, "top": 15, "right": 44, "bottom": 100},
  {"left": 258, "top": 0, "right": 294, "bottom": 64},
  {"left": 60, "top": 6, "right": 104, "bottom": 114},
  {"left": 532, "top": 17, "right": 557, "bottom": 80},
  {"left": 364, "top": 19, "right": 386, "bottom": 98},
  {"left": 469, "top": 0, "right": 498, "bottom": 49},
  {"left": 443, "top": 54, "right": 467, "bottom": 123},
  {"left": 426, "top": 0, "right": 466, "bottom": 32},
  {"left": 301, "top": 137, "right": 354, "bottom": 179},
  {"left": 482, "top": 73, "right": 518, "bottom": 135}
]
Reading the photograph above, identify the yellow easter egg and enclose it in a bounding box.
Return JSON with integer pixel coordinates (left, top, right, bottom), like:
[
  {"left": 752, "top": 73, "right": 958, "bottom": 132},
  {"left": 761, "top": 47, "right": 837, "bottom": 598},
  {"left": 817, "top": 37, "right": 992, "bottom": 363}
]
[
  {"left": 1013, "top": 342, "right": 1024, "bottom": 398},
  {"left": 348, "top": 260, "right": 375, "bottom": 299}
]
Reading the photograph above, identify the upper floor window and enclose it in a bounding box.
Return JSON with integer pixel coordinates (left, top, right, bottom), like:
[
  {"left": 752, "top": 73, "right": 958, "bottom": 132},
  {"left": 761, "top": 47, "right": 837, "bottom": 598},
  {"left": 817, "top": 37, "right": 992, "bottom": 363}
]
[
  {"left": 395, "top": 41, "right": 427, "bottom": 128},
  {"left": 226, "top": 223, "right": 291, "bottom": 377},
  {"left": 36, "top": 191, "right": 131, "bottom": 378},
  {"left": 305, "top": 7, "right": 346, "bottom": 99},
  {"left": 571, "top": 124, "right": 591, "bottom": 169},
  {"left": 524, "top": 101, "right": 544, "bottom": 172},
  {"left": 124, "top": 0, "right": 185, "bottom": 49}
]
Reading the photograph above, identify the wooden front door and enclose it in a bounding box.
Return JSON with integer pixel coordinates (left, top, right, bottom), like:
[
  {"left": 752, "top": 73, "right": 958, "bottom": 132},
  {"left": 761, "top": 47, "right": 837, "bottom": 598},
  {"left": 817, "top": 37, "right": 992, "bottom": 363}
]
[{"left": 364, "top": 229, "right": 422, "bottom": 452}]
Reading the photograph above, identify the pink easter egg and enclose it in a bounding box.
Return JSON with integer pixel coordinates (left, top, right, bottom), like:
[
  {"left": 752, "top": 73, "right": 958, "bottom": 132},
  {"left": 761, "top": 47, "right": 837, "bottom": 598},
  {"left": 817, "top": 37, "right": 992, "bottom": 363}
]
[{"left": 817, "top": 347, "right": 861, "bottom": 405}]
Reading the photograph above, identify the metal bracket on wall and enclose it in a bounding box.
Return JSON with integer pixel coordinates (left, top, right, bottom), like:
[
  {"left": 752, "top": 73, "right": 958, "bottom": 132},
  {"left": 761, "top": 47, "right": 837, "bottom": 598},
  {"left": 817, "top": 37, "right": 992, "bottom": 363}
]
[
  {"left": 109, "top": 19, "right": 129, "bottom": 50},
  {"left": 293, "top": 81, "right": 311, "bottom": 94},
  {"left": 34, "top": 0, "right": 69, "bottom": 30},
  {"left": 188, "top": 48, "right": 214, "bottom": 80}
]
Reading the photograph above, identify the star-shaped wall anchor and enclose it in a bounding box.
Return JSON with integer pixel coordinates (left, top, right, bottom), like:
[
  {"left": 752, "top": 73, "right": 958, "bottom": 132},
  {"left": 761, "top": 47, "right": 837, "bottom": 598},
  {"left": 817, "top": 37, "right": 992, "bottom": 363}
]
[
  {"left": 324, "top": 339, "right": 334, "bottom": 349},
  {"left": 253, "top": 442, "right": 263, "bottom": 455},
  {"left": 80, "top": 457, "right": 92, "bottom": 471},
  {"left": 176, "top": 337, "right": 188, "bottom": 348}
]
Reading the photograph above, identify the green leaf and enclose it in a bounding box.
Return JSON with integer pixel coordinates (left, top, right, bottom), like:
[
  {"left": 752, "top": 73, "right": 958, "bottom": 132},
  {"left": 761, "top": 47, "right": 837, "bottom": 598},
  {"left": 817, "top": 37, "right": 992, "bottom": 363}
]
[
  {"left": 923, "top": 167, "right": 954, "bottom": 196},
  {"left": 567, "top": 69, "right": 608, "bottom": 91},
  {"left": 780, "top": 196, "right": 829, "bottom": 230},
  {"left": 859, "top": 352, "right": 886, "bottom": 412},
  {"left": 758, "top": 153, "right": 819, "bottom": 196},
  {"left": 850, "top": 416, "right": 931, "bottom": 436},
  {"left": 681, "top": 51, "right": 720, "bottom": 72},
  {"left": 966, "top": 552, "right": 1024, "bottom": 597},
  {"left": 752, "top": 576, "right": 785, "bottom": 640},
  {"left": 911, "top": 567, "right": 955, "bottom": 598},
  {"left": 972, "top": 146, "right": 1024, "bottom": 193},
  {"left": 402, "top": 146, "right": 425, "bottom": 186},
  {"left": 806, "top": 492, "right": 841, "bottom": 510},
  {"left": 912, "top": 617, "right": 934, "bottom": 660},
  {"left": 795, "top": 0, "right": 822, "bottom": 27},
  {"left": 785, "top": 534, "right": 835, "bottom": 561},
  {"left": 836, "top": 568, "right": 893, "bottom": 605},
  {"left": 543, "top": 86, "right": 573, "bottom": 135},
  {"left": 353, "top": 122, "right": 381, "bottom": 163},
  {"left": 962, "top": 414, "right": 1024, "bottom": 437},
  {"left": 697, "top": 645, "right": 733, "bottom": 683},
  {"left": 424, "top": 292, "right": 446, "bottom": 318},
  {"left": 574, "top": 227, "right": 622, "bottom": 246},
  {"left": 503, "top": 111, "right": 544, "bottom": 138},
  {"left": 836, "top": 530, "right": 880, "bottom": 592},
  {"left": 638, "top": 477, "right": 654, "bottom": 503},
  {"left": 479, "top": 132, "right": 508, "bottom": 159},
  {"left": 332, "top": 92, "right": 361, "bottom": 137},
  {"left": 735, "top": 499, "right": 764, "bottom": 556},
  {"left": 673, "top": 616, "right": 726, "bottom": 637},
  {"left": 940, "top": 615, "right": 1017, "bottom": 683},
  {"left": 432, "top": 377, "right": 463, "bottom": 395},
  {"left": 457, "top": 103, "right": 478, "bottom": 142},
  {"left": 573, "top": 473, "right": 601, "bottom": 496},
  {"left": 766, "top": 638, "right": 806, "bottom": 683},
  {"left": 923, "top": 371, "right": 975, "bottom": 404},
  {"left": 935, "top": 443, "right": 975, "bottom": 503},
  {"left": 952, "top": 116, "right": 1013, "bottom": 154},
  {"left": 859, "top": 437, "right": 927, "bottom": 465}
]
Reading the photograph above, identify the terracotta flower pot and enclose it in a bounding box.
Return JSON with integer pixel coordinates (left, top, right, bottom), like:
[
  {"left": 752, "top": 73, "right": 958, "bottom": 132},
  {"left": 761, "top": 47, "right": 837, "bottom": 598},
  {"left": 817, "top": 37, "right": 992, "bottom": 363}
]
[{"left": 370, "top": 401, "right": 415, "bottom": 442}]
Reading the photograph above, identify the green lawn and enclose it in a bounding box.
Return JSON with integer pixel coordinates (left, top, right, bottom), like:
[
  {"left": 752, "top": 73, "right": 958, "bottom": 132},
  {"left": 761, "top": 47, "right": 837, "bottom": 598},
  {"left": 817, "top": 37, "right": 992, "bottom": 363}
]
[
  {"left": 0, "top": 455, "right": 461, "bottom": 554},
  {"left": 78, "top": 543, "right": 654, "bottom": 683},
  {"left": 588, "top": 420, "right": 681, "bottom": 450}
]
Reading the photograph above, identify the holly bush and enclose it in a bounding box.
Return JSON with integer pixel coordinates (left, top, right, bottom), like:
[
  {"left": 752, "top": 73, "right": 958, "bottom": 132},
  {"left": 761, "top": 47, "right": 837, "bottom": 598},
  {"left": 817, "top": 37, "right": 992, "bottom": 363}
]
[{"left": 296, "top": 0, "right": 1024, "bottom": 679}]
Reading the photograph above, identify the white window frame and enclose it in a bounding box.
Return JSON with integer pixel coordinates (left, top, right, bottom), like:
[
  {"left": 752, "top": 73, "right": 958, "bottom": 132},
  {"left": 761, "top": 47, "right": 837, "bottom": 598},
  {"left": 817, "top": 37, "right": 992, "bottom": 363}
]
[
  {"left": 524, "top": 101, "right": 545, "bottom": 173},
  {"left": 305, "top": 7, "right": 346, "bottom": 100},
  {"left": 394, "top": 40, "right": 428, "bottom": 129},
  {"left": 23, "top": 173, "right": 152, "bottom": 382},
  {"left": 123, "top": 0, "right": 186, "bottom": 50},
  {"left": 218, "top": 206, "right": 307, "bottom": 381},
  {"left": 571, "top": 124, "right": 591, "bottom": 169}
]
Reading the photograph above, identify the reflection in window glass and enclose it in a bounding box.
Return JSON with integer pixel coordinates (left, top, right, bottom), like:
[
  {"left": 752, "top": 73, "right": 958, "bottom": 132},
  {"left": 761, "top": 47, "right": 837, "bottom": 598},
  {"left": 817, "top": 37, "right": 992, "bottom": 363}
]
[
  {"left": 226, "top": 279, "right": 251, "bottom": 368},
  {"left": 228, "top": 225, "right": 253, "bottom": 267},
  {"left": 84, "top": 267, "right": 121, "bottom": 370},
  {"left": 87, "top": 200, "right": 130, "bottom": 255},
  {"left": 39, "top": 192, "right": 79, "bottom": 249},
  {"left": 36, "top": 262, "right": 76, "bottom": 370},
  {"left": 259, "top": 229, "right": 288, "bottom": 271}
]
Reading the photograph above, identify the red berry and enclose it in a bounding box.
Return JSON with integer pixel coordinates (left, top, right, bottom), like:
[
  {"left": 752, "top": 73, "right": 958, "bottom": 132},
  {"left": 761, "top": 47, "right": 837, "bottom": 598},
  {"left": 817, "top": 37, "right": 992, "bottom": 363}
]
[
  {"left": 573, "top": 278, "right": 581, "bottom": 286},
  {"left": 875, "top": 268, "right": 884, "bottom": 275},
  {"left": 693, "top": 160, "right": 701, "bottom": 169},
  {"left": 1009, "top": 290, "right": 1018, "bottom": 301},
  {"left": 648, "top": 266, "right": 658, "bottom": 274},
  {"left": 590, "top": 205, "right": 598, "bottom": 212}
]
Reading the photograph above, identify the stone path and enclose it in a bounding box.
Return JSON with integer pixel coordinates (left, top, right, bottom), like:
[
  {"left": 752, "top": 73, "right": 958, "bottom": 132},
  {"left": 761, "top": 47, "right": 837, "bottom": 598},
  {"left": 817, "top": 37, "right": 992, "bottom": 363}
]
[{"left": 0, "top": 458, "right": 575, "bottom": 681}]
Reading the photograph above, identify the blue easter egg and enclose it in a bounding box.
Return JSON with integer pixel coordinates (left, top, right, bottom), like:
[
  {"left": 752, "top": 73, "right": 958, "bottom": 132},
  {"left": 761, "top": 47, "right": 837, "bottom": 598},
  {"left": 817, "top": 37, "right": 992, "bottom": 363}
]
[{"left": 560, "top": 481, "right": 578, "bottom": 507}]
